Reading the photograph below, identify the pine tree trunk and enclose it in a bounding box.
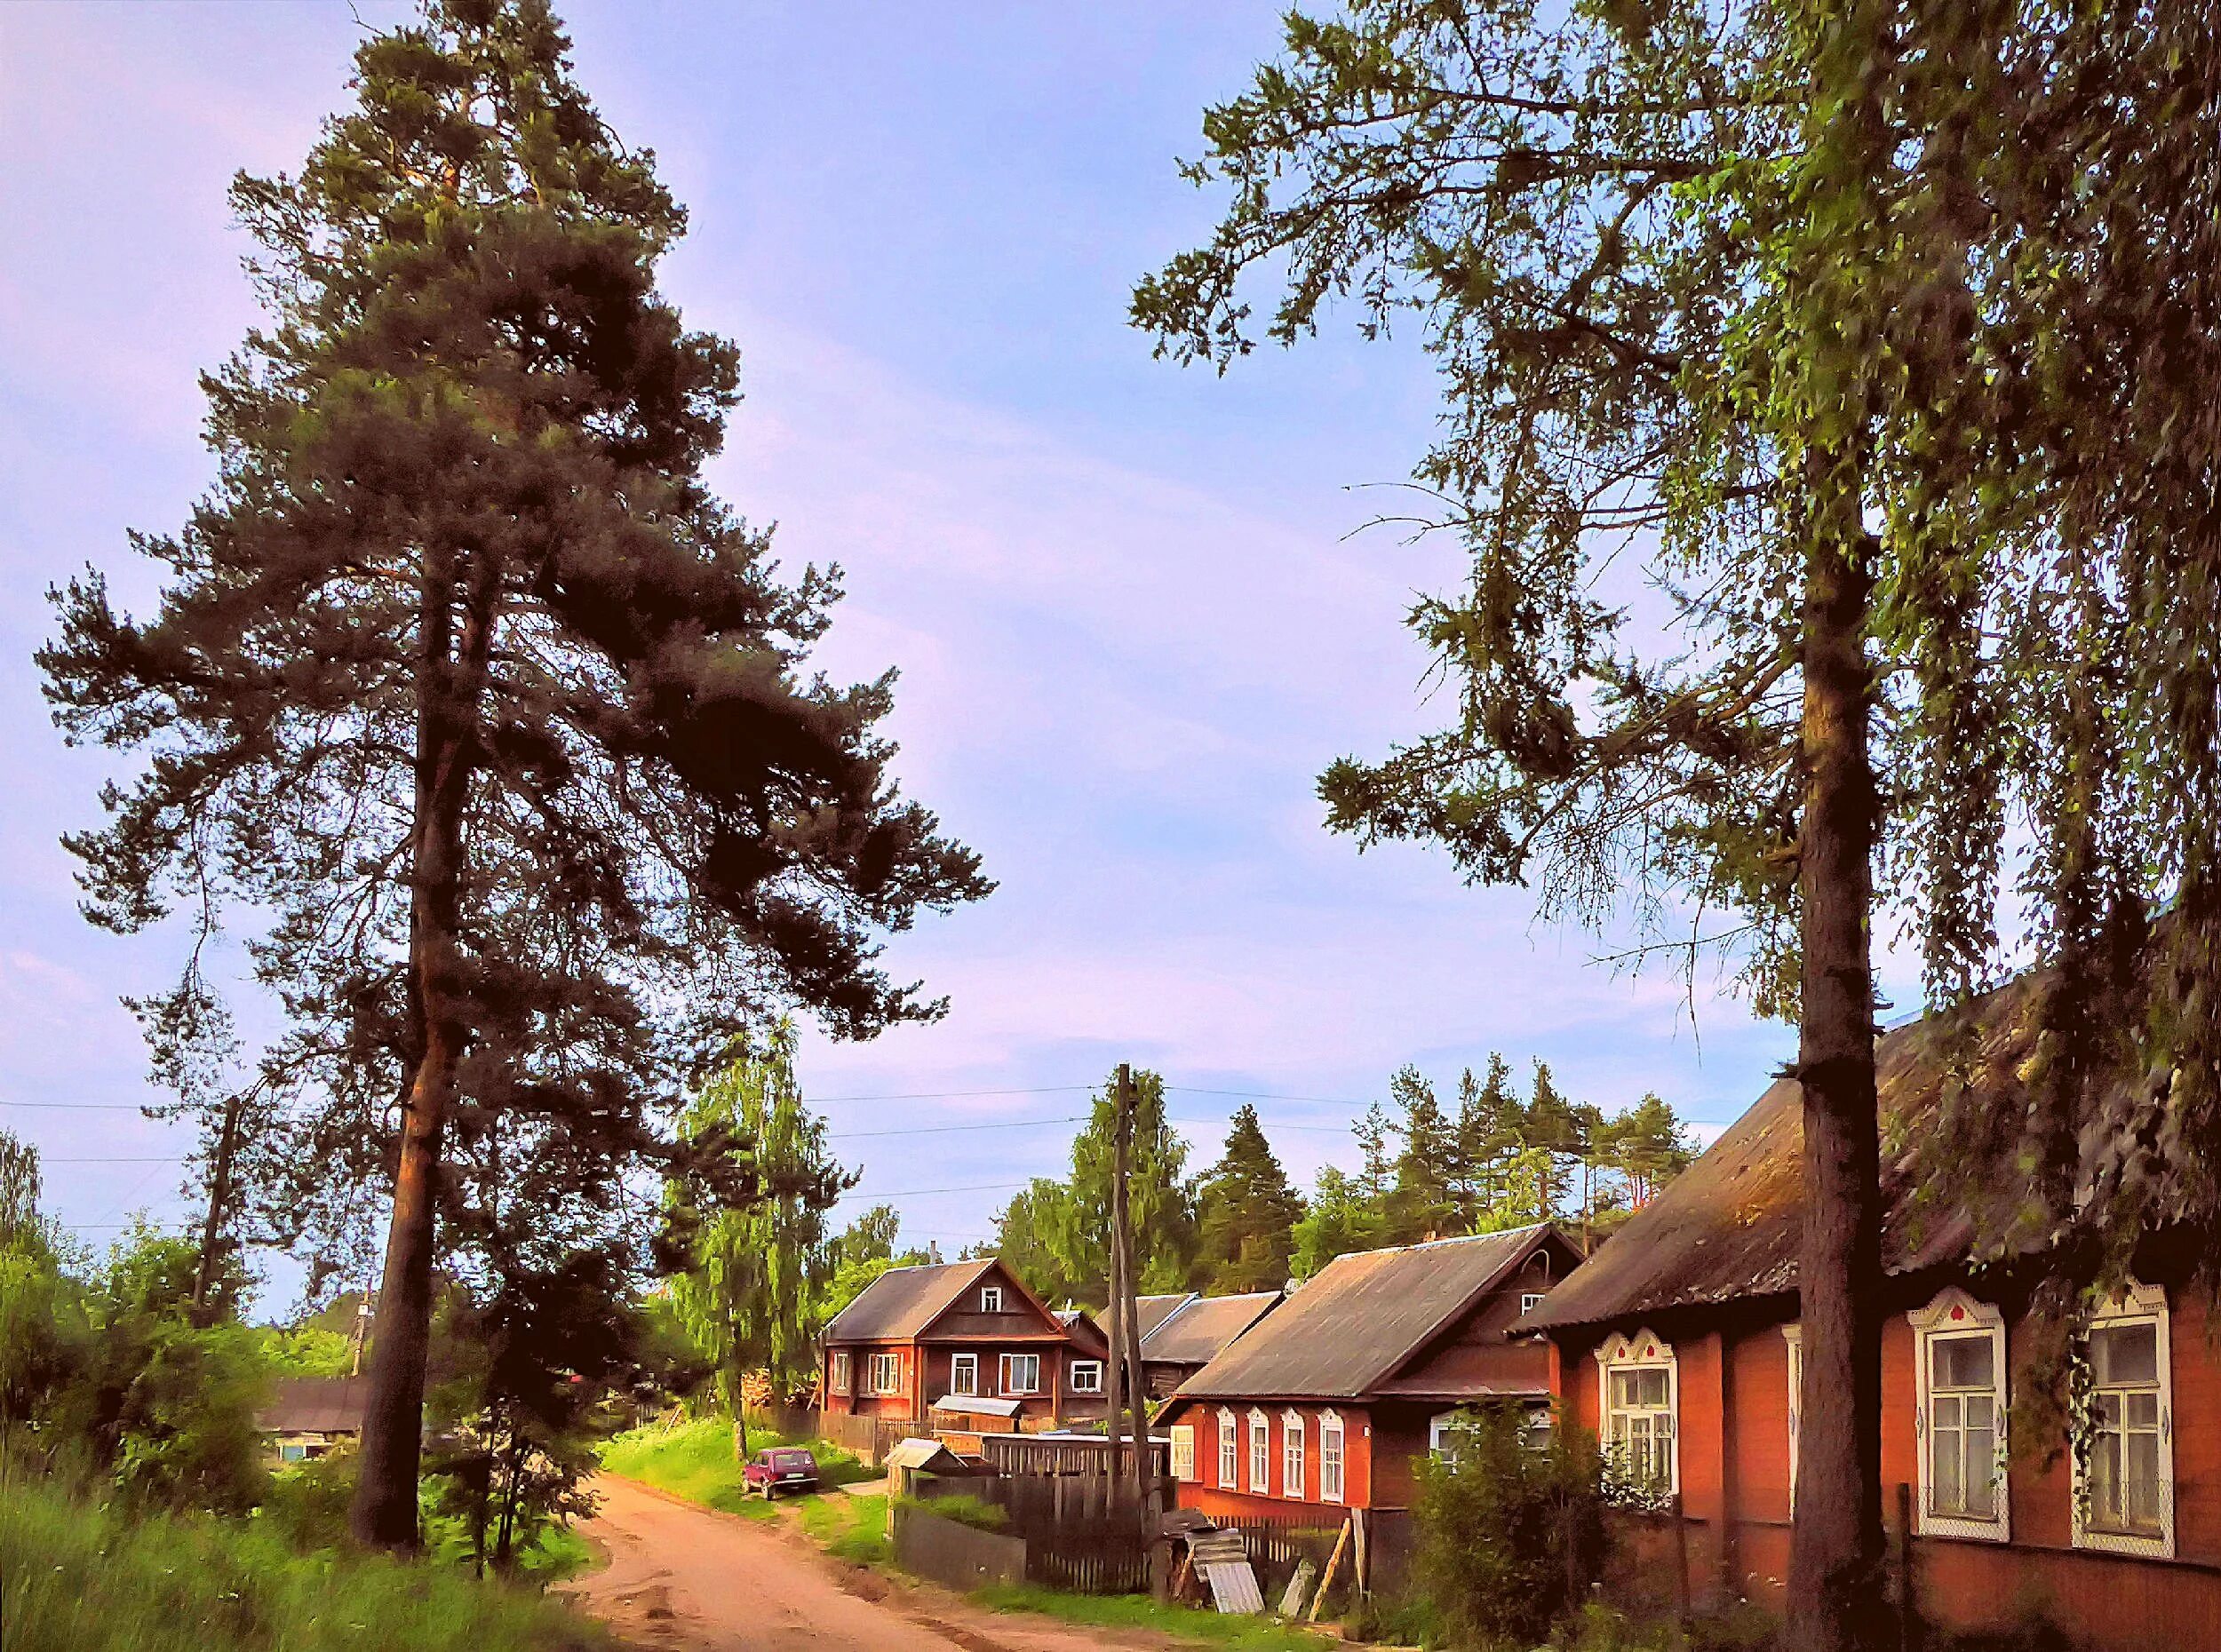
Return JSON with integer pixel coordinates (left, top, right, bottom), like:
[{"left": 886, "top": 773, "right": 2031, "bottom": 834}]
[
  {"left": 350, "top": 558, "right": 495, "bottom": 1550},
  {"left": 1785, "top": 472, "right": 1885, "bottom": 1652}
]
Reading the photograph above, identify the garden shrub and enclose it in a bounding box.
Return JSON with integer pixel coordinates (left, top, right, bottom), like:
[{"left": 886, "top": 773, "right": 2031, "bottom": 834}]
[{"left": 1413, "top": 1404, "right": 1606, "bottom": 1649}]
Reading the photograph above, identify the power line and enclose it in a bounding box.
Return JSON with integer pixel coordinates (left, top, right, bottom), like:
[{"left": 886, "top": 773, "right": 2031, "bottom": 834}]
[
  {"left": 834, "top": 1180, "right": 1028, "bottom": 1202},
  {"left": 0, "top": 1100, "right": 150, "bottom": 1111},
  {"left": 828, "top": 1115, "right": 1087, "bottom": 1140}
]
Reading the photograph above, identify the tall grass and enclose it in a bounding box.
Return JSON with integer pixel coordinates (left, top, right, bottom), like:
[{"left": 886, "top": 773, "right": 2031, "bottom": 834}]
[{"left": 0, "top": 1475, "right": 608, "bottom": 1652}]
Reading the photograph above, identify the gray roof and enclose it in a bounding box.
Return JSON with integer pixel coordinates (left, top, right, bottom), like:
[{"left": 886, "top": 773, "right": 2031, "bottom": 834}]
[
  {"left": 1520, "top": 976, "right": 2049, "bottom": 1335},
  {"left": 823, "top": 1258, "right": 997, "bottom": 1343},
  {"left": 1174, "top": 1226, "right": 1555, "bottom": 1401},
  {"left": 257, "top": 1377, "right": 367, "bottom": 1435},
  {"left": 1141, "top": 1291, "right": 1280, "bottom": 1367},
  {"left": 1134, "top": 1293, "right": 1195, "bottom": 1340}
]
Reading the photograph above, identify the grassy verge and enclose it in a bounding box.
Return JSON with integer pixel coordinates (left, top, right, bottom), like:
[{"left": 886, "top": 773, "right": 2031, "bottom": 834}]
[
  {"left": 598, "top": 1415, "right": 871, "bottom": 1517},
  {"left": 972, "top": 1583, "right": 1337, "bottom": 1651},
  {"left": 0, "top": 1473, "right": 607, "bottom": 1652},
  {"left": 799, "top": 1489, "right": 890, "bottom": 1564}
]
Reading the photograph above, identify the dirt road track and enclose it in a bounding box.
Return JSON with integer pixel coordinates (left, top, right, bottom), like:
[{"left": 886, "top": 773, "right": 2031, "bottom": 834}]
[{"left": 563, "top": 1475, "right": 1182, "bottom": 1652}]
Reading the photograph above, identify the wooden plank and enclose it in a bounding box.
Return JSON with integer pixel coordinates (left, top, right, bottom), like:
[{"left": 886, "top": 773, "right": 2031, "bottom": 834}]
[{"left": 1308, "top": 1519, "right": 1351, "bottom": 1623}]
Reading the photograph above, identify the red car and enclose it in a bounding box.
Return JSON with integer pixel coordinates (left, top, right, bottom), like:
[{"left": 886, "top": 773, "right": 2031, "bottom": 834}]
[{"left": 743, "top": 1447, "right": 821, "bottom": 1498}]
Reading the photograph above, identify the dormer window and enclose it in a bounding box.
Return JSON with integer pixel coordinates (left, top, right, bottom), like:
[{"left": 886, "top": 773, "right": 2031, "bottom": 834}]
[{"left": 980, "top": 1285, "right": 1004, "bottom": 1313}]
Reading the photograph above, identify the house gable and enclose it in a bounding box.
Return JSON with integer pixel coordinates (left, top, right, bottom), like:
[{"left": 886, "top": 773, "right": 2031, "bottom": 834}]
[
  {"left": 915, "top": 1258, "right": 1070, "bottom": 1343},
  {"left": 1376, "top": 1227, "right": 1582, "bottom": 1399}
]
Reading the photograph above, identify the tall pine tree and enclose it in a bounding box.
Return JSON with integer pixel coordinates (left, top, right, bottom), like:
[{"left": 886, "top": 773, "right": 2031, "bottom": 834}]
[
  {"left": 1193, "top": 1104, "right": 1304, "bottom": 1291},
  {"left": 42, "top": 0, "right": 988, "bottom": 1547}
]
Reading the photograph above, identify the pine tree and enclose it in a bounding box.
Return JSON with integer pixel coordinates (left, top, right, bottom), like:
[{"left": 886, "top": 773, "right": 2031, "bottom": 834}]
[
  {"left": 40, "top": 0, "right": 988, "bottom": 1548},
  {"left": 1611, "top": 1094, "right": 1694, "bottom": 1210},
  {"left": 1352, "top": 1101, "right": 1395, "bottom": 1203},
  {"left": 1194, "top": 1104, "right": 1305, "bottom": 1291},
  {"left": 1382, "top": 1067, "right": 1456, "bottom": 1243},
  {"left": 1455, "top": 1054, "right": 1523, "bottom": 1225}
]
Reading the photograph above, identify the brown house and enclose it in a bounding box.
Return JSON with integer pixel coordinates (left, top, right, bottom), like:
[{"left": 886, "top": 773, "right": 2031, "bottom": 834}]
[
  {"left": 820, "top": 1257, "right": 1106, "bottom": 1433},
  {"left": 256, "top": 1376, "right": 367, "bottom": 1465},
  {"left": 1159, "top": 1224, "right": 1582, "bottom": 1519},
  {"left": 1136, "top": 1290, "right": 1281, "bottom": 1398},
  {"left": 1522, "top": 976, "right": 2221, "bottom": 1652}
]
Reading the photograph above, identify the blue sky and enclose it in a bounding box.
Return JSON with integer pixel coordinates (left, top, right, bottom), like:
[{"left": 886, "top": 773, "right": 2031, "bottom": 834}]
[{"left": 0, "top": 2, "right": 1833, "bottom": 1291}]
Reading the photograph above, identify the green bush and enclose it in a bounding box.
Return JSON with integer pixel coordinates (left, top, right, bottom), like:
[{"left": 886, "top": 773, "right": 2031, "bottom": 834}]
[
  {"left": 1413, "top": 1404, "right": 1607, "bottom": 1650},
  {"left": 0, "top": 1473, "right": 608, "bottom": 1652}
]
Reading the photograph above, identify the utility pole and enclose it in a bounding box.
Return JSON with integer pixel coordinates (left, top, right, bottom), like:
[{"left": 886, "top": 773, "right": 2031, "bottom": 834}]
[
  {"left": 190, "top": 1087, "right": 246, "bottom": 1327},
  {"left": 1103, "top": 1068, "right": 1130, "bottom": 1500},
  {"left": 1112, "top": 1063, "right": 1168, "bottom": 1599}
]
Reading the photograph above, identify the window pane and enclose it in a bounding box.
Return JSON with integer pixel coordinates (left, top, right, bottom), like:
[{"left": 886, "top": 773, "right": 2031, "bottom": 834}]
[
  {"left": 1611, "top": 1370, "right": 1636, "bottom": 1408},
  {"left": 1932, "top": 1427, "right": 1962, "bottom": 1512},
  {"left": 1965, "top": 1426, "right": 1995, "bottom": 1516},
  {"left": 2095, "top": 1322, "right": 2158, "bottom": 1386},
  {"left": 2127, "top": 1391, "right": 2159, "bottom": 1429},
  {"left": 1638, "top": 1369, "right": 1669, "bottom": 1407},
  {"left": 1933, "top": 1333, "right": 1994, "bottom": 1390}
]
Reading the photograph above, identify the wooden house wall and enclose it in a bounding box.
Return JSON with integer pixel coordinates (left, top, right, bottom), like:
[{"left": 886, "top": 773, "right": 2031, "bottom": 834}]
[
  {"left": 1549, "top": 1289, "right": 2221, "bottom": 1650},
  {"left": 1173, "top": 1401, "right": 1376, "bottom": 1516}
]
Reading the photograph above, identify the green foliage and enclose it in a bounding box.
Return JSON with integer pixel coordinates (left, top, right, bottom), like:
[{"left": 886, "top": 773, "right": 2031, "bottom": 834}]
[
  {"left": 990, "top": 1068, "right": 1198, "bottom": 1304},
  {"left": 669, "top": 1023, "right": 853, "bottom": 1429},
  {"left": 1194, "top": 1105, "right": 1306, "bottom": 1291},
  {"left": 800, "top": 1489, "right": 890, "bottom": 1564},
  {"left": 0, "top": 1473, "right": 608, "bottom": 1652},
  {"left": 251, "top": 1325, "right": 355, "bottom": 1378},
  {"left": 1413, "top": 1406, "right": 1606, "bottom": 1650},
  {"left": 1289, "top": 1167, "right": 1384, "bottom": 1281},
  {"left": 902, "top": 1490, "right": 1008, "bottom": 1531},
  {"left": 972, "top": 1583, "right": 1335, "bottom": 1650},
  {"left": 600, "top": 1413, "right": 869, "bottom": 1510}
]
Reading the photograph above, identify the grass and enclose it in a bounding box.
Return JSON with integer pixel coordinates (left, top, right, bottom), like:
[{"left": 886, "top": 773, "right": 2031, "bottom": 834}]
[
  {"left": 800, "top": 1489, "right": 890, "bottom": 1565},
  {"left": 898, "top": 1490, "right": 1007, "bottom": 1531},
  {"left": 0, "top": 1473, "right": 609, "bottom": 1652},
  {"left": 972, "top": 1583, "right": 1338, "bottom": 1651},
  {"left": 598, "top": 1414, "right": 870, "bottom": 1517}
]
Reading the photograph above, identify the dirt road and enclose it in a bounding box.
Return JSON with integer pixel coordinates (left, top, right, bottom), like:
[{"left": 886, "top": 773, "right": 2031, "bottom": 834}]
[{"left": 565, "top": 1476, "right": 1180, "bottom": 1652}]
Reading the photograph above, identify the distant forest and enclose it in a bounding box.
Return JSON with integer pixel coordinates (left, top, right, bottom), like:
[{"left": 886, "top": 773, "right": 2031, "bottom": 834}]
[{"left": 982, "top": 1060, "right": 1695, "bottom": 1309}]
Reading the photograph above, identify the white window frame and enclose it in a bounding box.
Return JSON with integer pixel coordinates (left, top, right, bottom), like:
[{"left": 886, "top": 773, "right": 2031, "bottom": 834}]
[
  {"left": 1319, "top": 1409, "right": 1345, "bottom": 1503},
  {"left": 1069, "top": 1359, "right": 1103, "bottom": 1394},
  {"left": 870, "top": 1350, "right": 902, "bottom": 1395},
  {"left": 1217, "top": 1407, "right": 1239, "bottom": 1488},
  {"left": 1596, "top": 1328, "right": 1679, "bottom": 1495},
  {"left": 1521, "top": 1292, "right": 1548, "bottom": 1315},
  {"left": 1248, "top": 1407, "right": 1270, "bottom": 1493},
  {"left": 1170, "top": 1424, "right": 1198, "bottom": 1483},
  {"left": 1910, "top": 1289, "right": 2010, "bottom": 1542},
  {"left": 999, "top": 1352, "right": 1041, "bottom": 1394},
  {"left": 1282, "top": 1409, "right": 1307, "bottom": 1498},
  {"left": 950, "top": 1353, "right": 978, "bottom": 1395},
  {"left": 980, "top": 1285, "right": 1004, "bottom": 1313},
  {"left": 829, "top": 1350, "right": 851, "bottom": 1395},
  {"left": 2073, "top": 1280, "right": 2173, "bottom": 1559},
  {"left": 1782, "top": 1323, "right": 1803, "bottom": 1516}
]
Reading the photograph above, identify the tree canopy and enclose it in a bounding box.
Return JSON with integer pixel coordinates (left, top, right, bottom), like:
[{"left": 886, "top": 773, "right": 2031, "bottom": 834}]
[{"left": 40, "top": 0, "right": 988, "bottom": 1545}]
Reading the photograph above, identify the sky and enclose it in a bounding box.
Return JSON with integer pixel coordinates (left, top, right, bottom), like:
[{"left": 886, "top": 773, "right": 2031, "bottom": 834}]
[{"left": 0, "top": 1, "right": 1855, "bottom": 1297}]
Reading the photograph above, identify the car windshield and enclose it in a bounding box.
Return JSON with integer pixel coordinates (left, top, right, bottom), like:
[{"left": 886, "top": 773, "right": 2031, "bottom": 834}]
[{"left": 772, "top": 1451, "right": 814, "bottom": 1469}]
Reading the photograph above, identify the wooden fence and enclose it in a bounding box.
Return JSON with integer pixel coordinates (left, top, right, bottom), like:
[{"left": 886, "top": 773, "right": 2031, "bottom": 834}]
[
  {"left": 976, "top": 1433, "right": 1172, "bottom": 1482},
  {"left": 918, "top": 1474, "right": 1152, "bottom": 1593}
]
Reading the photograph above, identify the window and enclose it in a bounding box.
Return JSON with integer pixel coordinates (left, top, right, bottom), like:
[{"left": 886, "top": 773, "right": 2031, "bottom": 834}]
[
  {"left": 1248, "top": 1408, "right": 1270, "bottom": 1492},
  {"left": 980, "top": 1286, "right": 1004, "bottom": 1313},
  {"left": 1069, "top": 1359, "right": 1103, "bottom": 1394},
  {"left": 1217, "top": 1408, "right": 1238, "bottom": 1488},
  {"left": 1170, "top": 1424, "right": 1198, "bottom": 1482},
  {"left": 1282, "top": 1410, "right": 1307, "bottom": 1497},
  {"left": 829, "top": 1351, "right": 851, "bottom": 1395},
  {"left": 950, "top": 1353, "right": 978, "bottom": 1395},
  {"left": 869, "top": 1351, "right": 902, "bottom": 1395},
  {"left": 1428, "top": 1410, "right": 1465, "bottom": 1464},
  {"left": 1909, "top": 1290, "right": 2009, "bottom": 1540},
  {"left": 2074, "top": 1282, "right": 2174, "bottom": 1558},
  {"left": 280, "top": 1442, "right": 308, "bottom": 1465},
  {"left": 1522, "top": 1292, "right": 1548, "bottom": 1315},
  {"left": 1782, "top": 1324, "right": 1803, "bottom": 1516},
  {"left": 1596, "top": 1330, "right": 1677, "bottom": 1493},
  {"left": 1319, "top": 1410, "right": 1345, "bottom": 1503},
  {"left": 1000, "top": 1352, "right": 1041, "bottom": 1394}
]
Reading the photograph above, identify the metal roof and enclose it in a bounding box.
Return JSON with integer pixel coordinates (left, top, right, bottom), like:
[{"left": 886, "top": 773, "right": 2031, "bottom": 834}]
[
  {"left": 256, "top": 1377, "right": 368, "bottom": 1435},
  {"left": 1521, "top": 979, "right": 2044, "bottom": 1335},
  {"left": 1141, "top": 1291, "right": 1280, "bottom": 1368},
  {"left": 1134, "top": 1292, "right": 1195, "bottom": 1341},
  {"left": 822, "top": 1258, "right": 997, "bottom": 1343},
  {"left": 1173, "top": 1225, "right": 1556, "bottom": 1401}
]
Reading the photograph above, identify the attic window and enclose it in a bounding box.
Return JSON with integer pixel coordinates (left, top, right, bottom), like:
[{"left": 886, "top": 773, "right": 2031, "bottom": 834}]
[
  {"left": 1521, "top": 1292, "right": 1548, "bottom": 1315},
  {"left": 980, "top": 1286, "right": 1004, "bottom": 1313}
]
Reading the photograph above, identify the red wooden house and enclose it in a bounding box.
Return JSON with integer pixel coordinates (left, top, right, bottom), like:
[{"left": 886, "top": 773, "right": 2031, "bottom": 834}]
[
  {"left": 1522, "top": 977, "right": 2221, "bottom": 1651},
  {"left": 1158, "top": 1224, "right": 1582, "bottom": 1518},
  {"left": 820, "top": 1257, "right": 1107, "bottom": 1433}
]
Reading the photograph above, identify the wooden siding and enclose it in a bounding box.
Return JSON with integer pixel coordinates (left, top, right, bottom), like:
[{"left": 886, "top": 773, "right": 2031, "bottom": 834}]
[
  {"left": 1553, "top": 1288, "right": 2221, "bottom": 1650},
  {"left": 1174, "top": 1402, "right": 1375, "bottom": 1513}
]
